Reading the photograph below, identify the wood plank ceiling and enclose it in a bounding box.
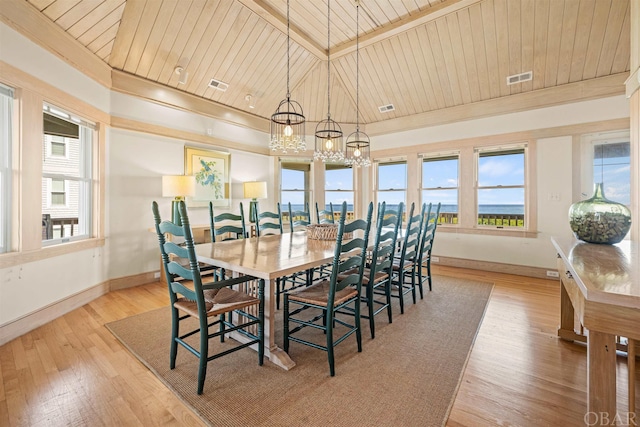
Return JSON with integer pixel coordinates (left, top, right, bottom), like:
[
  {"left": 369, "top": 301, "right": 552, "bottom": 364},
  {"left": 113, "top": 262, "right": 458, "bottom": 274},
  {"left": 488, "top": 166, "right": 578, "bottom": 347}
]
[{"left": 26, "top": 0, "right": 631, "bottom": 128}]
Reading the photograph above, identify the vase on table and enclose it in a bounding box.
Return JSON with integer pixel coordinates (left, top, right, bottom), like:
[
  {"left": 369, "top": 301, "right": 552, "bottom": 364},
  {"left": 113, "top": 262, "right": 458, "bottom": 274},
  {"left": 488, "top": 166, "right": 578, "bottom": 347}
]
[{"left": 568, "top": 182, "right": 631, "bottom": 244}]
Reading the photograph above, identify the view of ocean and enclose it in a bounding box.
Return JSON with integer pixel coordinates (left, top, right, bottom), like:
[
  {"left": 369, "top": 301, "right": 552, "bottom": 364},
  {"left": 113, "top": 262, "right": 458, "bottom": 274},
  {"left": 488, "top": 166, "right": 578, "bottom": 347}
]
[{"left": 288, "top": 203, "right": 525, "bottom": 215}]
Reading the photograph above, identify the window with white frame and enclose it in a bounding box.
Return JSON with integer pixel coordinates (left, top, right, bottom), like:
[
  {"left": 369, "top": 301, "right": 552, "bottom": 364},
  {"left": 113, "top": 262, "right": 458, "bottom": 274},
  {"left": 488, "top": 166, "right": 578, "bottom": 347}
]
[
  {"left": 0, "top": 84, "right": 13, "bottom": 254},
  {"left": 376, "top": 160, "right": 407, "bottom": 217},
  {"left": 421, "top": 154, "right": 459, "bottom": 225},
  {"left": 476, "top": 146, "right": 526, "bottom": 228},
  {"left": 50, "top": 178, "right": 66, "bottom": 206},
  {"left": 42, "top": 104, "right": 94, "bottom": 244},
  {"left": 325, "top": 163, "right": 354, "bottom": 221},
  {"left": 280, "top": 160, "right": 312, "bottom": 219},
  {"left": 581, "top": 131, "right": 630, "bottom": 205}
]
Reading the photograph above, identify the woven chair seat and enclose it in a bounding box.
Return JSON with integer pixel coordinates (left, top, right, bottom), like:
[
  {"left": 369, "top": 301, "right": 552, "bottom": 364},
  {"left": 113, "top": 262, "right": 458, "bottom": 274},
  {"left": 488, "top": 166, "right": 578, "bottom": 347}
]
[
  {"left": 174, "top": 287, "right": 259, "bottom": 317},
  {"left": 337, "top": 268, "right": 388, "bottom": 286},
  {"left": 287, "top": 280, "right": 358, "bottom": 306}
]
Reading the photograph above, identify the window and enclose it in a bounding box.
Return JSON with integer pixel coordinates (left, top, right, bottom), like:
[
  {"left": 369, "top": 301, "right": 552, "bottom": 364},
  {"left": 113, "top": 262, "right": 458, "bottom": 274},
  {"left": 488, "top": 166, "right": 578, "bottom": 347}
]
[
  {"left": 49, "top": 138, "right": 67, "bottom": 157},
  {"left": 422, "top": 154, "right": 458, "bottom": 224},
  {"left": 280, "top": 160, "right": 312, "bottom": 219},
  {"left": 376, "top": 160, "right": 406, "bottom": 216},
  {"left": 325, "top": 163, "right": 354, "bottom": 220},
  {"left": 476, "top": 147, "right": 526, "bottom": 228},
  {"left": 50, "top": 178, "right": 66, "bottom": 206},
  {"left": 0, "top": 84, "right": 13, "bottom": 253},
  {"left": 42, "top": 104, "right": 94, "bottom": 244},
  {"left": 592, "top": 141, "right": 630, "bottom": 206}
]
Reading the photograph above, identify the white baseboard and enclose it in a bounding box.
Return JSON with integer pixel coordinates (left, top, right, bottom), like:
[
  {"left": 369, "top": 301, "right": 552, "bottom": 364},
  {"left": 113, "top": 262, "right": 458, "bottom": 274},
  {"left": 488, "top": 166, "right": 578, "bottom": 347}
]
[
  {"left": 433, "top": 255, "right": 555, "bottom": 280},
  {"left": 109, "top": 271, "right": 159, "bottom": 291},
  {"left": 0, "top": 281, "right": 109, "bottom": 346}
]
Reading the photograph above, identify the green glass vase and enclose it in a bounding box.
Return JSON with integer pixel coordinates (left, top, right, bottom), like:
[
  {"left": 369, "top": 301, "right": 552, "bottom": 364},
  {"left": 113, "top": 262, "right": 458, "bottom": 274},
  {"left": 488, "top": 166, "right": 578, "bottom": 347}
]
[{"left": 568, "top": 183, "right": 631, "bottom": 244}]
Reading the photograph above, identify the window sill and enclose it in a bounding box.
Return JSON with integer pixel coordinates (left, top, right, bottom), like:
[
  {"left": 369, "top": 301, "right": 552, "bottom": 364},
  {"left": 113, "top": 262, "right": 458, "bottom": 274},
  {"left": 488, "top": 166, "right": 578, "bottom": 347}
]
[
  {"left": 0, "top": 237, "right": 105, "bottom": 269},
  {"left": 436, "top": 225, "right": 538, "bottom": 238}
]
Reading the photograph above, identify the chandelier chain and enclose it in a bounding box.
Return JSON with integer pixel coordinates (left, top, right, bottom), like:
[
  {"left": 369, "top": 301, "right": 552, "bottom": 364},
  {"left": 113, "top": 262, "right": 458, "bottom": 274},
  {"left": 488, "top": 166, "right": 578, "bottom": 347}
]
[{"left": 327, "top": 0, "right": 331, "bottom": 118}]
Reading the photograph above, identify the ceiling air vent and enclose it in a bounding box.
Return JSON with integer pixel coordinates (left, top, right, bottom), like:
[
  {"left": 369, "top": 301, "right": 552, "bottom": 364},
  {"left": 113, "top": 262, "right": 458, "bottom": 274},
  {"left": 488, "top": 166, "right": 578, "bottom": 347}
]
[
  {"left": 506, "top": 71, "right": 533, "bottom": 85},
  {"left": 208, "top": 78, "right": 229, "bottom": 92},
  {"left": 378, "top": 104, "right": 395, "bottom": 113}
]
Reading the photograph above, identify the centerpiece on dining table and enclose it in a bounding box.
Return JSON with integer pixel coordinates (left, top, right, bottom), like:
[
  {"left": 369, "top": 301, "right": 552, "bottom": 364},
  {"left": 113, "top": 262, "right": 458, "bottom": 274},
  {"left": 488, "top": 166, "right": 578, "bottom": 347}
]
[{"left": 306, "top": 223, "right": 352, "bottom": 240}]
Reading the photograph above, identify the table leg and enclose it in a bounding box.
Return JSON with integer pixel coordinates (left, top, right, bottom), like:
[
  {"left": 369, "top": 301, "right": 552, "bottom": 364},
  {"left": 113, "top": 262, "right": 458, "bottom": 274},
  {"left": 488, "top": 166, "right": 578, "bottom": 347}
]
[
  {"left": 587, "top": 329, "right": 617, "bottom": 418},
  {"left": 228, "top": 276, "right": 295, "bottom": 370},
  {"left": 629, "top": 339, "right": 635, "bottom": 415},
  {"left": 262, "top": 277, "right": 295, "bottom": 370}
]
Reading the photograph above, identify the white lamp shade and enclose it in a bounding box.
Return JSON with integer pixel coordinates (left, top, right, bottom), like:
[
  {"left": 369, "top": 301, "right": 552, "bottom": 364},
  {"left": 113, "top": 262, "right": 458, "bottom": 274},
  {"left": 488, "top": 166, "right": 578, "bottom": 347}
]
[
  {"left": 243, "top": 181, "right": 267, "bottom": 199},
  {"left": 162, "top": 175, "right": 196, "bottom": 198}
]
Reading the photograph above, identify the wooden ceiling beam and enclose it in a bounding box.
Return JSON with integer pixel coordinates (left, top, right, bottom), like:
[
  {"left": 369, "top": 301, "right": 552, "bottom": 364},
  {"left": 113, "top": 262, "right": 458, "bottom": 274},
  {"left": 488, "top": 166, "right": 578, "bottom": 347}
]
[
  {"left": 331, "top": 0, "right": 482, "bottom": 59},
  {"left": 237, "top": 0, "right": 327, "bottom": 59}
]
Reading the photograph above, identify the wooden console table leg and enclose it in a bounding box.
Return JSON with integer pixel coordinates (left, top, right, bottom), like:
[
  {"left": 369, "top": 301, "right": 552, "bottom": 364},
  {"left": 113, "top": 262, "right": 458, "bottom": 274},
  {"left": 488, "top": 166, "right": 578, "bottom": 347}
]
[
  {"left": 629, "top": 339, "right": 636, "bottom": 415},
  {"left": 588, "top": 330, "right": 617, "bottom": 417}
]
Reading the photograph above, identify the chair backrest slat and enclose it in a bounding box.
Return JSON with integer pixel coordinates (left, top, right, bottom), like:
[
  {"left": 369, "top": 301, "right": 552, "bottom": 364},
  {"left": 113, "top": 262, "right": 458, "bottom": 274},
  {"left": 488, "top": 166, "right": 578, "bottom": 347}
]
[
  {"left": 316, "top": 202, "right": 335, "bottom": 224},
  {"left": 256, "top": 203, "right": 283, "bottom": 236},
  {"left": 210, "top": 202, "right": 247, "bottom": 241},
  {"left": 288, "top": 202, "right": 311, "bottom": 231}
]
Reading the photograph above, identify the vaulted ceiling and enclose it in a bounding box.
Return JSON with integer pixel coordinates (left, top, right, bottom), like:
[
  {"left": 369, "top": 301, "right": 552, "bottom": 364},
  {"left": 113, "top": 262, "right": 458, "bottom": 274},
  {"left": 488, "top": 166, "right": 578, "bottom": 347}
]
[{"left": 23, "top": 0, "right": 631, "bottom": 133}]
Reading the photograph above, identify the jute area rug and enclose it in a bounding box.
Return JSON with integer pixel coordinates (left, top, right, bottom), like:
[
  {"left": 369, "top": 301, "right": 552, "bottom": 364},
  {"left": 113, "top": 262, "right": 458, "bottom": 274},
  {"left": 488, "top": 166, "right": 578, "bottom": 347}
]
[{"left": 106, "top": 275, "right": 493, "bottom": 427}]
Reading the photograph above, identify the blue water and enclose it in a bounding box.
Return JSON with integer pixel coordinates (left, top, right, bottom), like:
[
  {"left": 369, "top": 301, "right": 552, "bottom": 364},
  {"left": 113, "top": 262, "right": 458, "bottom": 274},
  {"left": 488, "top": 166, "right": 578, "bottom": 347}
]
[{"left": 288, "top": 204, "right": 525, "bottom": 215}]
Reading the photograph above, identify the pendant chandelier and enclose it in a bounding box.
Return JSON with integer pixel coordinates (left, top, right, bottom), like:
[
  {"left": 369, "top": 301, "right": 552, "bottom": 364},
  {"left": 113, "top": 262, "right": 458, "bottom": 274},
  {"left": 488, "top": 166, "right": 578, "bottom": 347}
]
[
  {"left": 270, "top": 0, "right": 306, "bottom": 154},
  {"left": 345, "top": 2, "right": 371, "bottom": 167},
  {"left": 314, "top": 0, "right": 344, "bottom": 163}
]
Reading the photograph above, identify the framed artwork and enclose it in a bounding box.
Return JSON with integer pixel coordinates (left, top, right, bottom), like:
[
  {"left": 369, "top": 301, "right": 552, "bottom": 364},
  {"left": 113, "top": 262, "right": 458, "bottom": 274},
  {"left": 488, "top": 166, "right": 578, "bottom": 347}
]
[{"left": 184, "top": 146, "right": 231, "bottom": 208}]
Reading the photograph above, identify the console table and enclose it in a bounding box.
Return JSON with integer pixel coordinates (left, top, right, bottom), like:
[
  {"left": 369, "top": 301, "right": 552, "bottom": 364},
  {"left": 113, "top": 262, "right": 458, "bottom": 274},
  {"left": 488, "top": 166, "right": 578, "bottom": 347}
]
[{"left": 552, "top": 236, "right": 639, "bottom": 420}]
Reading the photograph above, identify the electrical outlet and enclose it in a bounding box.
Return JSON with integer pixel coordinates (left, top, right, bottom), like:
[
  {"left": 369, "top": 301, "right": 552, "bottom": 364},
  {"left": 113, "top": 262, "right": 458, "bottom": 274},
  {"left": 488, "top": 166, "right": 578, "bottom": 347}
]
[
  {"left": 154, "top": 272, "right": 161, "bottom": 279},
  {"left": 431, "top": 256, "right": 440, "bottom": 263},
  {"left": 546, "top": 270, "right": 559, "bottom": 278}
]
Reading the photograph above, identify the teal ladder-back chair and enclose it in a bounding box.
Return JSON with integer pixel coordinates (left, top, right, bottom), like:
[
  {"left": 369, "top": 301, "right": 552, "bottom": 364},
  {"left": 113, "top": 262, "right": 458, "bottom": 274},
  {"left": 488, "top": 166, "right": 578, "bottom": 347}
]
[
  {"left": 210, "top": 202, "right": 247, "bottom": 279},
  {"left": 209, "top": 201, "right": 247, "bottom": 241},
  {"left": 279, "top": 202, "right": 313, "bottom": 308},
  {"left": 288, "top": 202, "right": 311, "bottom": 231},
  {"left": 390, "top": 203, "right": 424, "bottom": 314},
  {"left": 416, "top": 202, "right": 441, "bottom": 292},
  {"left": 255, "top": 203, "right": 283, "bottom": 236},
  {"left": 152, "top": 201, "right": 264, "bottom": 395},
  {"left": 315, "top": 202, "right": 335, "bottom": 224},
  {"left": 284, "top": 201, "right": 373, "bottom": 376},
  {"left": 363, "top": 201, "right": 403, "bottom": 338}
]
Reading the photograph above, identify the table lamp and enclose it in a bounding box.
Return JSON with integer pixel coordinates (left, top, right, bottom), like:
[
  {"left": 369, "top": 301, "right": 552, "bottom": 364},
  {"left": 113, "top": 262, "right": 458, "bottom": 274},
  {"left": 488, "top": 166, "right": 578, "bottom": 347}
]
[
  {"left": 162, "top": 175, "right": 196, "bottom": 226},
  {"left": 243, "top": 181, "right": 267, "bottom": 223}
]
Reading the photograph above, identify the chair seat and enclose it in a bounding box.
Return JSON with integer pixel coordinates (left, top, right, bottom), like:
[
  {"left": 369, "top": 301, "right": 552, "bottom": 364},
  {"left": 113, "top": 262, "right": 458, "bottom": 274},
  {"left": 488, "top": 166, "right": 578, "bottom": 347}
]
[
  {"left": 392, "top": 259, "right": 414, "bottom": 271},
  {"left": 338, "top": 268, "right": 388, "bottom": 286},
  {"left": 288, "top": 280, "right": 358, "bottom": 306},
  {"left": 174, "top": 287, "right": 259, "bottom": 317}
]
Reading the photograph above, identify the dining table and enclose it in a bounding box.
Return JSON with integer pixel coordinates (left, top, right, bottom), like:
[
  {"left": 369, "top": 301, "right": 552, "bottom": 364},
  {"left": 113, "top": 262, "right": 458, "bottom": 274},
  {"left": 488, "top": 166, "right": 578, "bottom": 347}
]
[{"left": 194, "top": 231, "right": 337, "bottom": 370}]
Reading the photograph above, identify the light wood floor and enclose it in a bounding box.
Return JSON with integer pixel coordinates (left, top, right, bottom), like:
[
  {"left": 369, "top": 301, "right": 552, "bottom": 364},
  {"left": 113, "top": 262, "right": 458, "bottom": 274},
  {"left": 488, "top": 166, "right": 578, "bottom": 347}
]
[{"left": 0, "top": 266, "right": 636, "bottom": 426}]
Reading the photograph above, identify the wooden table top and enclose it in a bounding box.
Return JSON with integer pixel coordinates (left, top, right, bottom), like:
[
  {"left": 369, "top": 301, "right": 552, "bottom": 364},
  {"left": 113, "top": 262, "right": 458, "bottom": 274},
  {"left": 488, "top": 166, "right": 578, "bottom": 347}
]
[
  {"left": 551, "top": 236, "right": 640, "bottom": 309},
  {"left": 194, "top": 231, "right": 337, "bottom": 281}
]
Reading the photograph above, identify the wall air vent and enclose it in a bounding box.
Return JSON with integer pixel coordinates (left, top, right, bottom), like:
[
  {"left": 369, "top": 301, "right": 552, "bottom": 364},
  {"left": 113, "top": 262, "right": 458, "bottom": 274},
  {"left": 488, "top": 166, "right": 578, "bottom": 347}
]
[
  {"left": 208, "top": 78, "right": 229, "bottom": 92},
  {"left": 506, "top": 71, "right": 533, "bottom": 85},
  {"left": 378, "top": 104, "right": 395, "bottom": 113}
]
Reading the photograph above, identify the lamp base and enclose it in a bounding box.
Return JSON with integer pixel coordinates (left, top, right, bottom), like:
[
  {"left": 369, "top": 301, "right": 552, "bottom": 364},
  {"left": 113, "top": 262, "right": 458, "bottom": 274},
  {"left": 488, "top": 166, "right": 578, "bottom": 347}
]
[
  {"left": 249, "top": 200, "right": 258, "bottom": 223},
  {"left": 171, "top": 200, "right": 183, "bottom": 226}
]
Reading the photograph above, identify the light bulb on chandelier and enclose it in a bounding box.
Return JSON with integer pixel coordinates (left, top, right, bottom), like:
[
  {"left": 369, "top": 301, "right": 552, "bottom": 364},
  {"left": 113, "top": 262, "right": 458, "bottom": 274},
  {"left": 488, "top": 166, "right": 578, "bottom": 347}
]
[
  {"left": 353, "top": 147, "right": 361, "bottom": 157},
  {"left": 284, "top": 124, "right": 293, "bottom": 137}
]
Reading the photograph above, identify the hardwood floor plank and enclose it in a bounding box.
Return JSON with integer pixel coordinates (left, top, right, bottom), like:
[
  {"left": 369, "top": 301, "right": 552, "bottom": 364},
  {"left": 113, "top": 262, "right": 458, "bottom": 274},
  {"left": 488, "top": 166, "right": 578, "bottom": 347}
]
[{"left": 1, "top": 266, "right": 637, "bottom": 426}]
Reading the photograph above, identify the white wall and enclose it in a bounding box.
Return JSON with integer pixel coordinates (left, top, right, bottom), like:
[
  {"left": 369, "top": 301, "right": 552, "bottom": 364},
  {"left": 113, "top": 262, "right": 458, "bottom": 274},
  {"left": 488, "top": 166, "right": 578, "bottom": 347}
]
[
  {"left": 0, "top": 22, "right": 111, "bottom": 325},
  {"left": 106, "top": 126, "right": 272, "bottom": 279}
]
